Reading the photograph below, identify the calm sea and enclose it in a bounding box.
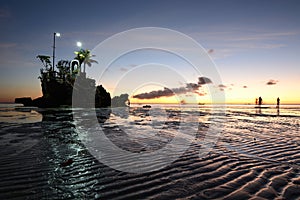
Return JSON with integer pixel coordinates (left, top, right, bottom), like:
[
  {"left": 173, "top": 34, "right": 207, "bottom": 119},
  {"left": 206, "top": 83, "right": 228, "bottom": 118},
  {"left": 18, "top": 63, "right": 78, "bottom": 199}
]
[{"left": 1, "top": 103, "right": 299, "bottom": 123}]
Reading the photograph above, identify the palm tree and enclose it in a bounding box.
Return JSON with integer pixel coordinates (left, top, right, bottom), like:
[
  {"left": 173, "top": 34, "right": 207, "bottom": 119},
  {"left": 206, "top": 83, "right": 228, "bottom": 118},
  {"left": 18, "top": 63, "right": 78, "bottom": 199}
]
[
  {"left": 74, "top": 49, "right": 98, "bottom": 74},
  {"left": 37, "top": 55, "right": 52, "bottom": 70},
  {"left": 37, "top": 55, "right": 54, "bottom": 78},
  {"left": 57, "top": 60, "right": 71, "bottom": 82}
]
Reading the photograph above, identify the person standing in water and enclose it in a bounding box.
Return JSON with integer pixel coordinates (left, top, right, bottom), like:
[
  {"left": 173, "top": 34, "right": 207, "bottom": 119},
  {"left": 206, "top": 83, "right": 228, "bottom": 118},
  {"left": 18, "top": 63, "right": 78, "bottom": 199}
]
[
  {"left": 276, "top": 97, "right": 280, "bottom": 116},
  {"left": 258, "top": 96, "right": 262, "bottom": 106}
]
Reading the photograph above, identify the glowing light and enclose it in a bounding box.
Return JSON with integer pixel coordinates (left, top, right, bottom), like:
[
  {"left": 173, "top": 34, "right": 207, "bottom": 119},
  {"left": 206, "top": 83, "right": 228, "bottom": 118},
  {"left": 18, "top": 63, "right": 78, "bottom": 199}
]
[{"left": 77, "top": 41, "right": 82, "bottom": 47}]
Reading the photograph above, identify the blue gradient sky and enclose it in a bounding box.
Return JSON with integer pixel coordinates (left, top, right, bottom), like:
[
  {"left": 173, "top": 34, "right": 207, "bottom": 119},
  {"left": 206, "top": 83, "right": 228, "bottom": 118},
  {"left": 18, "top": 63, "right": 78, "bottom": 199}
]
[{"left": 1, "top": 0, "right": 300, "bottom": 103}]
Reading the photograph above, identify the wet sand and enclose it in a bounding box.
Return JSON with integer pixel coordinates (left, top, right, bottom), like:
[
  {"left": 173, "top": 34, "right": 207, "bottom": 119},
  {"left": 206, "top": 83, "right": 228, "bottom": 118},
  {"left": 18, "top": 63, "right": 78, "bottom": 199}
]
[{"left": 0, "top": 106, "right": 300, "bottom": 199}]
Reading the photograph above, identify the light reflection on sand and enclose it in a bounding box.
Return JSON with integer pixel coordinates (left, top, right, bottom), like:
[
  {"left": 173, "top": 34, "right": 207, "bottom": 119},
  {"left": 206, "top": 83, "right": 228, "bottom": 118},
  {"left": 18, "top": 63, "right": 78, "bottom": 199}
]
[
  {"left": 0, "top": 104, "right": 299, "bottom": 199},
  {"left": 0, "top": 107, "right": 42, "bottom": 123}
]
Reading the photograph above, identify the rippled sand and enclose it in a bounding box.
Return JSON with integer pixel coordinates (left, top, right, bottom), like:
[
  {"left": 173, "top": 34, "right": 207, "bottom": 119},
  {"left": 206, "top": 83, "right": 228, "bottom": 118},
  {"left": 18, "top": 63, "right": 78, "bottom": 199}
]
[{"left": 0, "top": 105, "right": 299, "bottom": 199}]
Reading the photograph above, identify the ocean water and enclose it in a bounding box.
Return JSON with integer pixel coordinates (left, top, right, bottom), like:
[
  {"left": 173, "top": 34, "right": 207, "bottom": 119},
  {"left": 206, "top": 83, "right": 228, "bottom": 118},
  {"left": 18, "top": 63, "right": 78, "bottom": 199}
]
[{"left": 0, "top": 103, "right": 299, "bottom": 199}]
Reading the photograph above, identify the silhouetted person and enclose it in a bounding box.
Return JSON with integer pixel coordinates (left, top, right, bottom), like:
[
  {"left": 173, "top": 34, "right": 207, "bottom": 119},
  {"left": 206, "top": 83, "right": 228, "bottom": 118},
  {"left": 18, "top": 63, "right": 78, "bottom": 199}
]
[
  {"left": 258, "top": 96, "right": 262, "bottom": 106},
  {"left": 276, "top": 97, "right": 280, "bottom": 116},
  {"left": 255, "top": 98, "right": 258, "bottom": 105}
]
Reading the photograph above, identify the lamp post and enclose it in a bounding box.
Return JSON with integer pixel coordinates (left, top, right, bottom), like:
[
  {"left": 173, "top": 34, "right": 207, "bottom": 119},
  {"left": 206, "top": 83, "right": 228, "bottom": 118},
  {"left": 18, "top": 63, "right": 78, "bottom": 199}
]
[
  {"left": 52, "top": 32, "right": 61, "bottom": 72},
  {"left": 76, "top": 42, "right": 83, "bottom": 76}
]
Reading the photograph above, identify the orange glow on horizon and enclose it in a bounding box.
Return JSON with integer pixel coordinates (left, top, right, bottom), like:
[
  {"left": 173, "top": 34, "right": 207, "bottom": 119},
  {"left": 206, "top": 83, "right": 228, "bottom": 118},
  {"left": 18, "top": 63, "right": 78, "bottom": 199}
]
[
  {"left": 0, "top": 87, "right": 42, "bottom": 103},
  {"left": 129, "top": 97, "right": 300, "bottom": 105},
  {"left": 130, "top": 96, "right": 181, "bottom": 104},
  {"left": 1, "top": 83, "right": 299, "bottom": 104}
]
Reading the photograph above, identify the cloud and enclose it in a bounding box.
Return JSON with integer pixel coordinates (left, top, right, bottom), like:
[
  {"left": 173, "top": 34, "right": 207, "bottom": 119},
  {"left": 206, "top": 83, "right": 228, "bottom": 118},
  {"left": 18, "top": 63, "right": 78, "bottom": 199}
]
[
  {"left": 133, "top": 76, "right": 212, "bottom": 99},
  {"left": 229, "top": 32, "right": 298, "bottom": 42},
  {"left": 218, "top": 84, "right": 227, "bottom": 91},
  {"left": 229, "top": 43, "right": 285, "bottom": 50},
  {"left": 0, "top": 43, "right": 17, "bottom": 48},
  {"left": 129, "top": 64, "right": 138, "bottom": 68},
  {"left": 189, "top": 29, "right": 297, "bottom": 59},
  {"left": 207, "top": 49, "right": 214, "bottom": 54},
  {"left": 198, "top": 77, "right": 212, "bottom": 85},
  {"left": 0, "top": 8, "right": 11, "bottom": 18},
  {"left": 266, "top": 79, "right": 278, "bottom": 85},
  {"left": 120, "top": 67, "right": 128, "bottom": 72}
]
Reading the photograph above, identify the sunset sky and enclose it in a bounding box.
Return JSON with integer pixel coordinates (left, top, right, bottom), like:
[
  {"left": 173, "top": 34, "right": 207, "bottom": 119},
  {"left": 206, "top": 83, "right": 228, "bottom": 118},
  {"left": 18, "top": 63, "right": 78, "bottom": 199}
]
[{"left": 1, "top": 0, "right": 300, "bottom": 104}]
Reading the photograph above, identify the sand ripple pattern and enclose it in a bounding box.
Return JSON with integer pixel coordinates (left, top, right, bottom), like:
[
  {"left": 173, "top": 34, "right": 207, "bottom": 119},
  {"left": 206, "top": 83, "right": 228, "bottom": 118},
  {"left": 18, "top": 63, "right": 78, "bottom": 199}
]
[{"left": 0, "top": 106, "right": 299, "bottom": 199}]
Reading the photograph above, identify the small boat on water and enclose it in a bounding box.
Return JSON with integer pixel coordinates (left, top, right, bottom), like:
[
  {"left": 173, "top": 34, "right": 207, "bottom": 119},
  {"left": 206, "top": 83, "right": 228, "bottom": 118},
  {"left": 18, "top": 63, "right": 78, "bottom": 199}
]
[{"left": 142, "top": 105, "right": 151, "bottom": 109}]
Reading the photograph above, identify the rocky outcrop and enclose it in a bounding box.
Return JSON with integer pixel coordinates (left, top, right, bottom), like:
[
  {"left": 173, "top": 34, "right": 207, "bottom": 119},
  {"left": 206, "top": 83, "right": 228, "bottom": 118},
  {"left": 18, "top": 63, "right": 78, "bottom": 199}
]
[
  {"left": 15, "top": 97, "right": 33, "bottom": 106},
  {"left": 16, "top": 76, "right": 112, "bottom": 108},
  {"left": 16, "top": 51, "right": 113, "bottom": 108},
  {"left": 95, "top": 85, "right": 111, "bottom": 108},
  {"left": 111, "top": 94, "right": 130, "bottom": 107}
]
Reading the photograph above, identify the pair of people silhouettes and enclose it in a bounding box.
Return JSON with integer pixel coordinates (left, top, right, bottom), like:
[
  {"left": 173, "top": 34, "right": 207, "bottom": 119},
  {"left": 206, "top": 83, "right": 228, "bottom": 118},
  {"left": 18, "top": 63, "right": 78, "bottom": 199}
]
[
  {"left": 255, "top": 97, "right": 263, "bottom": 106},
  {"left": 255, "top": 97, "right": 280, "bottom": 107}
]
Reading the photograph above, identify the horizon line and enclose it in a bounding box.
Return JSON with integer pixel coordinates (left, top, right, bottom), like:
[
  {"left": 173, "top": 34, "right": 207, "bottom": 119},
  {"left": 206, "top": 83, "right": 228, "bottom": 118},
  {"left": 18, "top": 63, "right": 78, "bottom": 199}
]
[{"left": 2, "top": 102, "right": 300, "bottom": 106}]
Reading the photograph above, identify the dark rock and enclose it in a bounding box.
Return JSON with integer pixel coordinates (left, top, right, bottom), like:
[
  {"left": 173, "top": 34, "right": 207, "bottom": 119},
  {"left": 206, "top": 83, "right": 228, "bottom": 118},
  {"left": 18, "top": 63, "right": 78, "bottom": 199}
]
[
  {"left": 111, "top": 94, "right": 129, "bottom": 107},
  {"left": 17, "top": 58, "right": 112, "bottom": 108},
  {"left": 95, "top": 85, "right": 111, "bottom": 108},
  {"left": 32, "top": 97, "right": 47, "bottom": 108},
  {"left": 15, "top": 97, "right": 33, "bottom": 106}
]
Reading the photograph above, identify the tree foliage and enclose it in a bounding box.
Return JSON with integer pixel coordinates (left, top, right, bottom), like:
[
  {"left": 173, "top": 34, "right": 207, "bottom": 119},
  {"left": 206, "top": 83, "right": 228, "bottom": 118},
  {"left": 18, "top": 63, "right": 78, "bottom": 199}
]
[
  {"left": 74, "top": 49, "right": 98, "bottom": 73},
  {"left": 37, "top": 55, "right": 52, "bottom": 69}
]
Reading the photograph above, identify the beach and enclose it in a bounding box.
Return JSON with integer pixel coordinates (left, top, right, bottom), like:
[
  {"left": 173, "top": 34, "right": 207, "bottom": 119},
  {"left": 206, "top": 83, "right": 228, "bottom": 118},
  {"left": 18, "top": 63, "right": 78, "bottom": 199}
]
[{"left": 0, "top": 104, "right": 300, "bottom": 199}]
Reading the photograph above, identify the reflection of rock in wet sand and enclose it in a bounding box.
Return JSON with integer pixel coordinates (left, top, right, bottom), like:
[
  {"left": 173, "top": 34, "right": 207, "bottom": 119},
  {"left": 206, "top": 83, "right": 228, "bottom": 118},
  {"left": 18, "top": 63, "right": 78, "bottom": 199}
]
[
  {"left": 0, "top": 106, "right": 300, "bottom": 199},
  {"left": 37, "top": 107, "right": 111, "bottom": 124}
]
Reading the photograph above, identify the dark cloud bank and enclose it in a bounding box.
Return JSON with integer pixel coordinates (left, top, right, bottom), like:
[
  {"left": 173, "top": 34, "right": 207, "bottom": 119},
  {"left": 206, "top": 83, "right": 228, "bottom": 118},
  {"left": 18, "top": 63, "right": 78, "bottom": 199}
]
[
  {"left": 266, "top": 79, "right": 278, "bottom": 85},
  {"left": 133, "top": 77, "right": 212, "bottom": 99}
]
